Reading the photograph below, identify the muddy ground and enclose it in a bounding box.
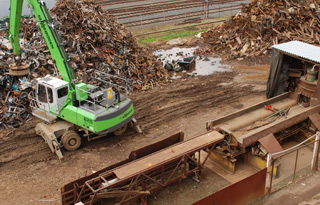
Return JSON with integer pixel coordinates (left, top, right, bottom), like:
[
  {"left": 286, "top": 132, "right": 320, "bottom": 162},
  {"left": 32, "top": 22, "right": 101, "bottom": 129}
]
[
  {"left": 2, "top": 50, "right": 318, "bottom": 204},
  {"left": 0, "top": 53, "right": 271, "bottom": 204},
  {"left": 15, "top": 31, "right": 320, "bottom": 204}
]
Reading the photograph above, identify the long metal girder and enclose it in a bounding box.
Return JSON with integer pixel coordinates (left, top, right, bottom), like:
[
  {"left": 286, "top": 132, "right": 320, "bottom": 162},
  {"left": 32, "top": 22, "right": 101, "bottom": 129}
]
[{"left": 61, "top": 131, "right": 223, "bottom": 204}]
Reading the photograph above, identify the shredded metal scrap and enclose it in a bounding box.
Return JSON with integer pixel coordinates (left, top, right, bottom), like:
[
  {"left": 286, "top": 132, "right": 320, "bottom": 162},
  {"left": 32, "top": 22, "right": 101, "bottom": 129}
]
[
  {"left": 0, "top": 0, "right": 168, "bottom": 129},
  {"left": 202, "top": 0, "right": 320, "bottom": 60},
  {"left": 21, "top": 0, "right": 168, "bottom": 88}
]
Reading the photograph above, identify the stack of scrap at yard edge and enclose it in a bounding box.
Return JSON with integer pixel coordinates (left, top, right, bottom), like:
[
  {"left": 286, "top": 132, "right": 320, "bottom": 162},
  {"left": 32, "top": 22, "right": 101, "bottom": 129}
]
[
  {"left": 0, "top": 0, "right": 168, "bottom": 129},
  {"left": 201, "top": 0, "right": 320, "bottom": 60}
]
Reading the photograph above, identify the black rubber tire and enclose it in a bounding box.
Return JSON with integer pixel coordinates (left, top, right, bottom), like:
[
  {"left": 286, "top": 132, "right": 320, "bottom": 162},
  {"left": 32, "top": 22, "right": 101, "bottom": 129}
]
[
  {"left": 113, "top": 124, "right": 128, "bottom": 136},
  {"left": 61, "top": 130, "right": 81, "bottom": 151}
]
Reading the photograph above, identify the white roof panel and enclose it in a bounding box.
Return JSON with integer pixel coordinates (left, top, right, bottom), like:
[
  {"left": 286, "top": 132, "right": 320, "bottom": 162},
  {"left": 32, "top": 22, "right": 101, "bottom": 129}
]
[
  {"left": 39, "top": 76, "right": 69, "bottom": 88},
  {"left": 272, "top": 41, "right": 320, "bottom": 64}
]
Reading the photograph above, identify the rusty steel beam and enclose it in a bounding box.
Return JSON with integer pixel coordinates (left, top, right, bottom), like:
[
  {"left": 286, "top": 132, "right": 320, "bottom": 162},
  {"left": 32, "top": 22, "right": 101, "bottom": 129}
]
[
  {"left": 61, "top": 131, "right": 223, "bottom": 205},
  {"left": 61, "top": 132, "right": 184, "bottom": 205},
  {"left": 206, "top": 93, "right": 290, "bottom": 131},
  {"left": 240, "top": 105, "right": 320, "bottom": 148}
]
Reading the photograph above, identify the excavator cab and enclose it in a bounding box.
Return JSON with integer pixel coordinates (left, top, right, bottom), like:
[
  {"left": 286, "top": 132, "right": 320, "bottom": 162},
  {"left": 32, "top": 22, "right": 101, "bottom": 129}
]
[
  {"left": 9, "top": 0, "right": 142, "bottom": 159},
  {"left": 33, "top": 76, "right": 69, "bottom": 122}
]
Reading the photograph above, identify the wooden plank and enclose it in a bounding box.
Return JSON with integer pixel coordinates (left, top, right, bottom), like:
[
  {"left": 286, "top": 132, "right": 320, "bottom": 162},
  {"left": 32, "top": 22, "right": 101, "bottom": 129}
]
[{"left": 113, "top": 131, "right": 224, "bottom": 179}]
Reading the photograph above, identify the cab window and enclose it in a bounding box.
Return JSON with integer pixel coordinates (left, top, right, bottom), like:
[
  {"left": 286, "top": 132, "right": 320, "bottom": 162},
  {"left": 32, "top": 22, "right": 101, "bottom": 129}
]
[
  {"left": 38, "top": 84, "right": 47, "bottom": 103},
  {"left": 58, "top": 86, "right": 68, "bottom": 98},
  {"left": 47, "top": 87, "right": 53, "bottom": 103}
]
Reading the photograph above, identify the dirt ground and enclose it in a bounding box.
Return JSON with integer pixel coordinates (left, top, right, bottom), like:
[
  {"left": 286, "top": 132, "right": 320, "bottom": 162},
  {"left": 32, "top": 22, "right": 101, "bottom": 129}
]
[
  {"left": 6, "top": 38, "right": 319, "bottom": 205},
  {"left": 0, "top": 52, "right": 271, "bottom": 204},
  {"left": 256, "top": 171, "right": 320, "bottom": 205},
  {"left": 1, "top": 45, "right": 318, "bottom": 204}
]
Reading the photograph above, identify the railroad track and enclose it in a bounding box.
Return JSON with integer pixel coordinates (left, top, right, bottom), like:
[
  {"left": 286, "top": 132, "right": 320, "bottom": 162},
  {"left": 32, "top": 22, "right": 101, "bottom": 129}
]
[
  {"left": 124, "top": 5, "right": 241, "bottom": 28},
  {"left": 93, "top": 0, "right": 249, "bottom": 29},
  {"left": 108, "top": 1, "right": 241, "bottom": 20},
  {"left": 100, "top": 0, "right": 243, "bottom": 15}
]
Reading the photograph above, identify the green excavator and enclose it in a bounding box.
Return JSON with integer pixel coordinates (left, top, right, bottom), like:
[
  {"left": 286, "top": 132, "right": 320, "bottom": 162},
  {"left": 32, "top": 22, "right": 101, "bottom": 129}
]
[{"left": 9, "top": 0, "right": 142, "bottom": 159}]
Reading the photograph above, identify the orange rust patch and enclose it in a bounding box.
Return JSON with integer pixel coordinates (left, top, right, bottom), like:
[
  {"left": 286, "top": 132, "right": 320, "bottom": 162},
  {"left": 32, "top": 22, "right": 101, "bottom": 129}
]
[
  {"left": 245, "top": 74, "right": 268, "bottom": 80},
  {"left": 235, "top": 65, "right": 270, "bottom": 71}
]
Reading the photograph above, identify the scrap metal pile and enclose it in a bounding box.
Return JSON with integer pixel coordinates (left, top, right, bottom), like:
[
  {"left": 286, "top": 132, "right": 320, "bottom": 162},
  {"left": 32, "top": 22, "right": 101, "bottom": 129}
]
[
  {"left": 0, "top": 0, "right": 168, "bottom": 129},
  {"left": 202, "top": 0, "right": 320, "bottom": 60},
  {"left": 23, "top": 0, "right": 168, "bottom": 88}
]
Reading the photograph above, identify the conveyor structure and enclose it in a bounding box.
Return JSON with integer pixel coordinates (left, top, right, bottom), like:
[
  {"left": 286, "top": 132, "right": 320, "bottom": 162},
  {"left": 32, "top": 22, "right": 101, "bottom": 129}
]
[{"left": 61, "top": 131, "right": 224, "bottom": 204}]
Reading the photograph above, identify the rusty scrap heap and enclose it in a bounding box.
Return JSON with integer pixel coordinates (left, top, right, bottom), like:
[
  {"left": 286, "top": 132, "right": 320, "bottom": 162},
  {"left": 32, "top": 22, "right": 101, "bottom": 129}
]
[
  {"left": 202, "top": 0, "right": 320, "bottom": 59},
  {"left": 0, "top": 0, "right": 168, "bottom": 129},
  {"left": 32, "top": 0, "right": 167, "bottom": 88}
]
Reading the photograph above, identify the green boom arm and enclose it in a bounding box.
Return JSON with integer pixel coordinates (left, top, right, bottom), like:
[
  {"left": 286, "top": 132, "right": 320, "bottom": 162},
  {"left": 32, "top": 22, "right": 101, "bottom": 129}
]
[{"left": 9, "top": 0, "right": 77, "bottom": 89}]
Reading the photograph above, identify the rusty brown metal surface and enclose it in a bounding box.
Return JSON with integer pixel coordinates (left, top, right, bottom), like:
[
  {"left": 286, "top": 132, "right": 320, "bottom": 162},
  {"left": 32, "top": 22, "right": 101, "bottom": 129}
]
[
  {"left": 309, "top": 113, "right": 320, "bottom": 131},
  {"left": 0, "top": 0, "right": 169, "bottom": 129},
  {"left": 258, "top": 133, "right": 283, "bottom": 156},
  {"left": 128, "top": 132, "right": 184, "bottom": 161},
  {"left": 315, "top": 71, "right": 320, "bottom": 102},
  {"left": 194, "top": 168, "right": 267, "bottom": 205},
  {"left": 201, "top": 0, "right": 320, "bottom": 60},
  {"left": 206, "top": 93, "right": 290, "bottom": 131},
  {"left": 240, "top": 104, "right": 320, "bottom": 148},
  {"left": 297, "top": 78, "right": 318, "bottom": 98},
  {"left": 113, "top": 132, "right": 222, "bottom": 179},
  {"left": 62, "top": 131, "right": 223, "bottom": 205},
  {"left": 61, "top": 132, "right": 184, "bottom": 205},
  {"left": 8, "top": 63, "right": 30, "bottom": 76}
]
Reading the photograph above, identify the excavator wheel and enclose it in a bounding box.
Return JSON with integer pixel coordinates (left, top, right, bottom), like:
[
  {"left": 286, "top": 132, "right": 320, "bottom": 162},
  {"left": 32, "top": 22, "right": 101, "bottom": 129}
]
[
  {"left": 61, "top": 130, "right": 81, "bottom": 151},
  {"left": 113, "top": 124, "right": 128, "bottom": 136}
]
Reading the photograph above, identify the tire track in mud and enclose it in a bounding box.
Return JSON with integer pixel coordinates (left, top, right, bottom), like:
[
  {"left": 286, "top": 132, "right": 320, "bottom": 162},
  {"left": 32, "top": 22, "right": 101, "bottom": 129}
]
[
  {"left": 0, "top": 71, "right": 263, "bottom": 170},
  {"left": 132, "top": 72, "right": 257, "bottom": 131},
  {"left": 0, "top": 119, "right": 54, "bottom": 170}
]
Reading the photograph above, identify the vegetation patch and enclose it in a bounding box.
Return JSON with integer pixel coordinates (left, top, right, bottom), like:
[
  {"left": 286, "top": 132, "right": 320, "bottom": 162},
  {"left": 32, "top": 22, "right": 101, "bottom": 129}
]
[{"left": 138, "top": 29, "right": 207, "bottom": 44}]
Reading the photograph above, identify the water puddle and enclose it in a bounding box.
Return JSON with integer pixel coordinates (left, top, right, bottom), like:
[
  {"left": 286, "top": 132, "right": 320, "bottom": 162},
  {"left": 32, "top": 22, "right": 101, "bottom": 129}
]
[{"left": 154, "top": 47, "right": 230, "bottom": 78}]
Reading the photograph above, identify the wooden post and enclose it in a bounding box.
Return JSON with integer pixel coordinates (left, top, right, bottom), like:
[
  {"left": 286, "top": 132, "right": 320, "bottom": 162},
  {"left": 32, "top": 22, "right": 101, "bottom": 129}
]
[
  {"left": 293, "top": 150, "right": 299, "bottom": 182},
  {"left": 311, "top": 132, "right": 320, "bottom": 171},
  {"left": 204, "top": 0, "right": 208, "bottom": 19},
  {"left": 265, "top": 154, "right": 272, "bottom": 195}
]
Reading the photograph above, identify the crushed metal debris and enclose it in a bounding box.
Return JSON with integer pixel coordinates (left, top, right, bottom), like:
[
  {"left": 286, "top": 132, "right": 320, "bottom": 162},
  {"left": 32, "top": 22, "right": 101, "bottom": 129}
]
[
  {"left": 0, "top": 0, "right": 168, "bottom": 129},
  {"left": 202, "top": 0, "right": 320, "bottom": 60}
]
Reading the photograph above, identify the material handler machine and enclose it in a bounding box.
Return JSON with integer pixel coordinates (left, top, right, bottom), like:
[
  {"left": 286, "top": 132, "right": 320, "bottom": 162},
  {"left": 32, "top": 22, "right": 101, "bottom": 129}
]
[{"left": 9, "top": 0, "right": 141, "bottom": 158}]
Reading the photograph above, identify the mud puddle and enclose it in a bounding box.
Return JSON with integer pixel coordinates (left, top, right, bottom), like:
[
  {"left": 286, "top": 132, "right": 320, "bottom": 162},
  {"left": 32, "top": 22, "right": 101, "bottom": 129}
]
[{"left": 154, "top": 47, "right": 230, "bottom": 78}]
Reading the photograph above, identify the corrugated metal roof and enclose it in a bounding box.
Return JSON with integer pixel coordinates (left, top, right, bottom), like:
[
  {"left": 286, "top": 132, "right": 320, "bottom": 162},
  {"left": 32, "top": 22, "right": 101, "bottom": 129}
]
[{"left": 272, "top": 41, "right": 320, "bottom": 64}]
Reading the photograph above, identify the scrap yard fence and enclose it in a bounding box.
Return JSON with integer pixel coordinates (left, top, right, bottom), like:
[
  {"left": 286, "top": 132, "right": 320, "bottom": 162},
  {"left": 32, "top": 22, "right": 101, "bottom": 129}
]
[
  {"left": 95, "top": 0, "right": 251, "bottom": 29},
  {"left": 265, "top": 132, "right": 320, "bottom": 195},
  {"left": 194, "top": 134, "right": 320, "bottom": 204}
]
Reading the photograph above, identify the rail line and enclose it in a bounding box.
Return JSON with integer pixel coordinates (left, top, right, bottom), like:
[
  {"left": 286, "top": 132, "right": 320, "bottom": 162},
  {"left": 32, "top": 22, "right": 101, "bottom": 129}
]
[
  {"left": 123, "top": 5, "right": 241, "bottom": 28},
  {"left": 93, "top": 0, "right": 247, "bottom": 29},
  {"left": 97, "top": 0, "right": 242, "bottom": 10},
  {"left": 109, "top": 1, "right": 241, "bottom": 20},
  {"left": 105, "top": 0, "right": 243, "bottom": 15},
  {"left": 94, "top": 0, "right": 151, "bottom": 6}
]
